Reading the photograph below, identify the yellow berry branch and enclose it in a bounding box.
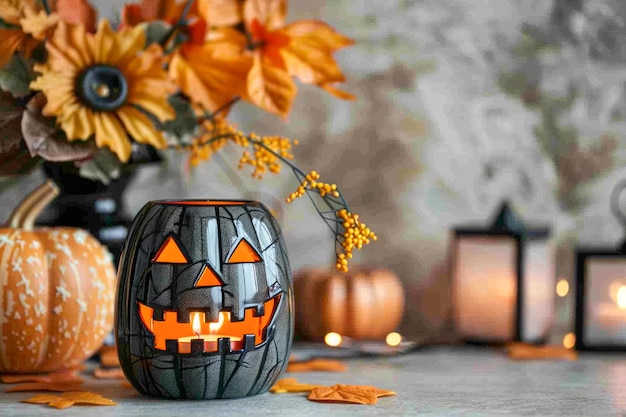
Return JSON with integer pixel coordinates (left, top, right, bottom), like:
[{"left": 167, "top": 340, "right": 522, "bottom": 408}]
[{"left": 180, "top": 118, "right": 376, "bottom": 272}]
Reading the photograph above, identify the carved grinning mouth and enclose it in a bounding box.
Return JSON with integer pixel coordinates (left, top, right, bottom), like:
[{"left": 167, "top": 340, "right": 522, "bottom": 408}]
[{"left": 138, "top": 294, "right": 281, "bottom": 354}]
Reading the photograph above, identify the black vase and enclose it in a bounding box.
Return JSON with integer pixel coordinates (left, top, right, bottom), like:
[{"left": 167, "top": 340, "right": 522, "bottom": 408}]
[{"left": 42, "top": 145, "right": 162, "bottom": 267}]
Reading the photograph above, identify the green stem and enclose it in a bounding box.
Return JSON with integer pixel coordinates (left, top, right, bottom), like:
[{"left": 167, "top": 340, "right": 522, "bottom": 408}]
[
  {"left": 42, "top": 0, "right": 51, "bottom": 14},
  {"left": 159, "top": 0, "right": 196, "bottom": 46}
]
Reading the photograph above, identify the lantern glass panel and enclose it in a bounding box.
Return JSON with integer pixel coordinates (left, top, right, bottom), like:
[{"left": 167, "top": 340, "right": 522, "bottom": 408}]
[
  {"left": 583, "top": 258, "right": 626, "bottom": 347},
  {"left": 521, "top": 239, "right": 555, "bottom": 341},
  {"left": 453, "top": 235, "right": 517, "bottom": 341}
]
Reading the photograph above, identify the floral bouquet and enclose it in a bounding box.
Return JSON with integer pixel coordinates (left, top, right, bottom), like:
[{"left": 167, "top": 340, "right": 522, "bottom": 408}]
[{"left": 0, "top": 0, "right": 375, "bottom": 271}]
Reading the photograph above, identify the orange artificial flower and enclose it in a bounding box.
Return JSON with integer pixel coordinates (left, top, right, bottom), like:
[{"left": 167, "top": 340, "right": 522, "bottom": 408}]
[
  {"left": 0, "top": 0, "right": 45, "bottom": 67},
  {"left": 53, "top": 0, "right": 97, "bottom": 32},
  {"left": 242, "top": 0, "right": 354, "bottom": 117},
  {"left": 30, "top": 20, "right": 175, "bottom": 162},
  {"left": 0, "top": 0, "right": 96, "bottom": 68},
  {"left": 0, "top": 0, "right": 34, "bottom": 25},
  {"left": 169, "top": 26, "right": 251, "bottom": 114}
]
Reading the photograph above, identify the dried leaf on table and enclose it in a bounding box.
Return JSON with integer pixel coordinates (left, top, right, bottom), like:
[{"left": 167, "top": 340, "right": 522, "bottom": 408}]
[
  {"left": 5, "top": 381, "right": 84, "bottom": 392},
  {"left": 1, "top": 370, "right": 83, "bottom": 384},
  {"left": 22, "top": 391, "right": 117, "bottom": 409},
  {"left": 308, "top": 384, "right": 397, "bottom": 405},
  {"left": 286, "top": 358, "right": 347, "bottom": 372},
  {"left": 98, "top": 345, "right": 120, "bottom": 368},
  {"left": 269, "top": 377, "right": 321, "bottom": 393},
  {"left": 506, "top": 343, "right": 578, "bottom": 361},
  {"left": 94, "top": 368, "right": 126, "bottom": 380}
]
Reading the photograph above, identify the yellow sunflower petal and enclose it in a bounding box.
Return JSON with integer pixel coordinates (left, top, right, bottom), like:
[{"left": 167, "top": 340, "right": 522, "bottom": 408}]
[
  {"left": 130, "top": 92, "right": 175, "bottom": 122},
  {"left": 49, "top": 21, "right": 92, "bottom": 69},
  {"left": 92, "top": 17, "right": 116, "bottom": 64},
  {"left": 94, "top": 112, "right": 132, "bottom": 162},
  {"left": 108, "top": 22, "right": 145, "bottom": 67},
  {"left": 116, "top": 106, "right": 167, "bottom": 150},
  {"left": 60, "top": 103, "right": 94, "bottom": 140}
]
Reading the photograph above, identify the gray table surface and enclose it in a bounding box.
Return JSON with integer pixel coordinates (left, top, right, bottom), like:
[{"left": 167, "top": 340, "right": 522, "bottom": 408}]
[{"left": 1, "top": 344, "right": 625, "bottom": 417}]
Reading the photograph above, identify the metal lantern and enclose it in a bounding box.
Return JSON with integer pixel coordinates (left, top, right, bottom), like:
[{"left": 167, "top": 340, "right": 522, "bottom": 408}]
[
  {"left": 451, "top": 202, "right": 555, "bottom": 344},
  {"left": 575, "top": 181, "right": 626, "bottom": 351}
]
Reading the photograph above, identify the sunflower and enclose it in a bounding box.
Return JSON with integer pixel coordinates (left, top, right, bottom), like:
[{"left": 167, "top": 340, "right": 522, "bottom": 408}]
[{"left": 30, "top": 20, "right": 175, "bottom": 162}]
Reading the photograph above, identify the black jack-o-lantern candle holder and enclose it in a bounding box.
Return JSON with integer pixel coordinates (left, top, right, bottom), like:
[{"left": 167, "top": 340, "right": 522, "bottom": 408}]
[
  {"left": 115, "top": 200, "right": 293, "bottom": 399},
  {"left": 575, "top": 181, "right": 626, "bottom": 351}
]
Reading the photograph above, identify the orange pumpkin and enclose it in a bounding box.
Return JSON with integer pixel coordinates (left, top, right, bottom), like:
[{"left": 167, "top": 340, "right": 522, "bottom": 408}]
[
  {"left": 293, "top": 267, "right": 405, "bottom": 341},
  {"left": 0, "top": 180, "right": 117, "bottom": 373}
]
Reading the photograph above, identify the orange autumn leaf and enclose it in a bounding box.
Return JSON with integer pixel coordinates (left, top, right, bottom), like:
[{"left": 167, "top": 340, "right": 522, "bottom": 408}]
[
  {"left": 98, "top": 345, "right": 120, "bottom": 368},
  {"left": 242, "top": 0, "right": 354, "bottom": 110},
  {"left": 0, "top": 0, "right": 35, "bottom": 25},
  {"left": 169, "top": 42, "right": 250, "bottom": 113},
  {"left": 19, "top": 7, "right": 60, "bottom": 40},
  {"left": 120, "top": 0, "right": 198, "bottom": 27},
  {"left": 269, "top": 377, "right": 321, "bottom": 393},
  {"left": 247, "top": 52, "right": 296, "bottom": 118},
  {"left": 243, "top": 0, "right": 285, "bottom": 32},
  {"left": 308, "top": 384, "right": 397, "bottom": 405},
  {"left": 280, "top": 20, "right": 353, "bottom": 84},
  {"left": 286, "top": 358, "right": 348, "bottom": 373},
  {"left": 506, "top": 343, "right": 578, "bottom": 361},
  {"left": 0, "top": 29, "right": 27, "bottom": 67},
  {"left": 319, "top": 82, "right": 356, "bottom": 101},
  {"left": 5, "top": 382, "right": 84, "bottom": 393},
  {"left": 54, "top": 0, "right": 96, "bottom": 32},
  {"left": 22, "top": 391, "right": 116, "bottom": 409},
  {"left": 197, "top": 0, "right": 242, "bottom": 26},
  {"left": 93, "top": 368, "right": 126, "bottom": 380},
  {"left": 0, "top": 371, "right": 83, "bottom": 384}
]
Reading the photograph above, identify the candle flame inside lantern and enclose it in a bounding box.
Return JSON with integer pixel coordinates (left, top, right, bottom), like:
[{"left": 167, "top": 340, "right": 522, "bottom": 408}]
[
  {"left": 192, "top": 311, "right": 227, "bottom": 337},
  {"left": 209, "top": 312, "right": 226, "bottom": 333},
  {"left": 617, "top": 286, "right": 626, "bottom": 310},
  {"left": 192, "top": 312, "right": 202, "bottom": 336}
]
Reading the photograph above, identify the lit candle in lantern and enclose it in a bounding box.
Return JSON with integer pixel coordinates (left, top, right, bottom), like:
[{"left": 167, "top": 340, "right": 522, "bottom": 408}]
[
  {"left": 596, "top": 282, "right": 626, "bottom": 327},
  {"left": 177, "top": 312, "right": 243, "bottom": 354}
]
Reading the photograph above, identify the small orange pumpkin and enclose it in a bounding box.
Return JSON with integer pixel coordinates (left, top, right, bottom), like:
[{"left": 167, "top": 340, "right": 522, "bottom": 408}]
[
  {"left": 293, "top": 267, "right": 405, "bottom": 341},
  {"left": 0, "top": 180, "right": 117, "bottom": 373}
]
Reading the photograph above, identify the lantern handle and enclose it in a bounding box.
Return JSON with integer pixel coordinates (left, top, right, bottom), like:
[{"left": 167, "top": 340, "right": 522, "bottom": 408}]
[{"left": 610, "top": 179, "right": 626, "bottom": 234}]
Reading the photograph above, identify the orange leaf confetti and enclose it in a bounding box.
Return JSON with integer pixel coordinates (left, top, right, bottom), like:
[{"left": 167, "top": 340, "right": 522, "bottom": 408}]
[
  {"left": 94, "top": 367, "right": 126, "bottom": 380},
  {"left": 22, "top": 391, "right": 117, "bottom": 409},
  {"left": 1, "top": 371, "right": 83, "bottom": 385},
  {"left": 506, "top": 343, "right": 578, "bottom": 361},
  {"left": 269, "top": 378, "right": 321, "bottom": 393},
  {"left": 99, "top": 346, "right": 120, "bottom": 368},
  {"left": 308, "top": 384, "right": 396, "bottom": 405},
  {"left": 286, "top": 358, "right": 347, "bottom": 373},
  {"left": 5, "top": 382, "right": 84, "bottom": 393}
]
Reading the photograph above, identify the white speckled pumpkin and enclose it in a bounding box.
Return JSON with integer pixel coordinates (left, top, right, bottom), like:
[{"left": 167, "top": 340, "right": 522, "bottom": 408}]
[{"left": 0, "top": 180, "right": 117, "bottom": 373}]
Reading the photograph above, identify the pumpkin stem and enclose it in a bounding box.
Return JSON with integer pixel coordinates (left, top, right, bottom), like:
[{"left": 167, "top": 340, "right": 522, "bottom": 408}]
[{"left": 7, "top": 179, "right": 60, "bottom": 230}]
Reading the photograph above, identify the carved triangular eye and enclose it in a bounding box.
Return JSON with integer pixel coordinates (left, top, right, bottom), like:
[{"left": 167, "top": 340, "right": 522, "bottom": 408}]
[
  {"left": 195, "top": 264, "right": 224, "bottom": 287},
  {"left": 152, "top": 235, "right": 189, "bottom": 264},
  {"left": 226, "top": 238, "right": 262, "bottom": 264}
]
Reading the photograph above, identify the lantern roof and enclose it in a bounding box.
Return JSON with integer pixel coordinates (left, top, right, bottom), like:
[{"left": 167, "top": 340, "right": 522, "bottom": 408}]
[{"left": 454, "top": 200, "right": 550, "bottom": 239}]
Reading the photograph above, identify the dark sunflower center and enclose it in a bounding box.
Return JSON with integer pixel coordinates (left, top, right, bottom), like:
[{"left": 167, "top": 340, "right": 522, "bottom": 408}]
[{"left": 77, "top": 65, "right": 128, "bottom": 111}]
